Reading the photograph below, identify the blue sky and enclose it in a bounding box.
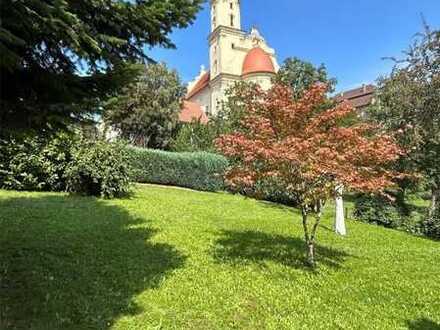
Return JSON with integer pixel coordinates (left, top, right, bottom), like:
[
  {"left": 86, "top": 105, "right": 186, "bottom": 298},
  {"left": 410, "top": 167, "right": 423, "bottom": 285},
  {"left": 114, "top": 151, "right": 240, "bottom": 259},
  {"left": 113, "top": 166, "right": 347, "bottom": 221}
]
[{"left": 148, "top": 0, "right": 440, "bottom": 93}]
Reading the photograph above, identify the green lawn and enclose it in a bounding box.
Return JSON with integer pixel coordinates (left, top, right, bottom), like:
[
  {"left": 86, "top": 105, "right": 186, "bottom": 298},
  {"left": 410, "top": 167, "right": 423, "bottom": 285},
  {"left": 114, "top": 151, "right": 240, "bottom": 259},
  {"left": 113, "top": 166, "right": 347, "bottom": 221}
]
[{"left": 0, "top": 185, "right": 439, "bottom": 330}]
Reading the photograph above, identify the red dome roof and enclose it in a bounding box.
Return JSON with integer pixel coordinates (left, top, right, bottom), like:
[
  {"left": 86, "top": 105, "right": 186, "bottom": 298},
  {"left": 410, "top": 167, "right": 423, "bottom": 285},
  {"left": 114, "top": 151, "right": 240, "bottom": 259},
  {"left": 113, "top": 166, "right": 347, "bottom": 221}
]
[{"left": 242, "top": 47, "right": 275, "bottom": 76}]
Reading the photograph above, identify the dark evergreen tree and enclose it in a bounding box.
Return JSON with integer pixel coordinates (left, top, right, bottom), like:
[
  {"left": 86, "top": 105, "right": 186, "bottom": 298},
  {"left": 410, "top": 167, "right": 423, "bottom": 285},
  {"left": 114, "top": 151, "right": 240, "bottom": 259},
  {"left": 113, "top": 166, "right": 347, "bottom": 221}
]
[{"left": 0, "top": 0, "right": 203, "bottom": 136}]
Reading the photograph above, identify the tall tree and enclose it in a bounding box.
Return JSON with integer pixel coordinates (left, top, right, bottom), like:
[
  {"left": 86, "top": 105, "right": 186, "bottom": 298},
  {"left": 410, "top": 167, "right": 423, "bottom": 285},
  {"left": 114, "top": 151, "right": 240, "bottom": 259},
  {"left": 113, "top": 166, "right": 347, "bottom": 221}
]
[
  {"left": 0, "top": 0, "right": 203, "bottom": 136},
  {"left": 368, "top": 23, "right": 440, "bottom": 216},
  {"left": 216, "top": 83, "right": 403, "bottom": 266},
  {"left": 274, "top": 57, "right": 337, "bottom": 99},
  {"left": 104, "top": 63, "right": 186, "bottom": 149}
]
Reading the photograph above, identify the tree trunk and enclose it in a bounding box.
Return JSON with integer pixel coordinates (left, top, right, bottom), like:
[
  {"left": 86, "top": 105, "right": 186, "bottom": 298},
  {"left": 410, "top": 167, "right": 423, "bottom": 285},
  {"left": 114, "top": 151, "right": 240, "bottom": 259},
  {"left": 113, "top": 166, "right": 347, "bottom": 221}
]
[
  {"left": 334, "top": 185, "right": 346, "bottom": 236},
  {"left": 306, "top": 241, "right": 315, "bottom": 267},
  {"left": 302, "top": 202, "right": 323, "bottom": 267}
]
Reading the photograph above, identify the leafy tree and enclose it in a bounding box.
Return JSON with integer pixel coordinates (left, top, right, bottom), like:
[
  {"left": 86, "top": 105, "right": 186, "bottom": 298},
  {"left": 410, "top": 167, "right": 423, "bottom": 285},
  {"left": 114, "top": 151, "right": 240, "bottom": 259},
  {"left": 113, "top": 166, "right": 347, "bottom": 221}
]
[
  {"left": 172, "top": 82, "right": 257, "bottom": 153},
  {"left": 172, "top": 120, "right": 218, "bottom": 152},
  {"left": 216, "top": 83, "right": 403, "bottom": 266},
  {"left": 368, "top": 23, "right": 440, "bottom": 216},
  {"left": 104, "top": 63, "right": 186, "bottom": 149},
  {"left": 0, "top": 0, "right": 203, "bottom": 136},
  {"left": 274, "top": 57, "right": 337, "bottom": 99}
]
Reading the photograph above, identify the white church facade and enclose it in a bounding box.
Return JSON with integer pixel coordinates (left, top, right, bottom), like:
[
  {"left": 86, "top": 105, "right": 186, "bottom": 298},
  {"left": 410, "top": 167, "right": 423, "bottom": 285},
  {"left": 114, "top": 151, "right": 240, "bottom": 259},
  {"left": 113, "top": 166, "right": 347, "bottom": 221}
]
[{"left": 181, "top": 0, "right": 280, "bottom": 122}]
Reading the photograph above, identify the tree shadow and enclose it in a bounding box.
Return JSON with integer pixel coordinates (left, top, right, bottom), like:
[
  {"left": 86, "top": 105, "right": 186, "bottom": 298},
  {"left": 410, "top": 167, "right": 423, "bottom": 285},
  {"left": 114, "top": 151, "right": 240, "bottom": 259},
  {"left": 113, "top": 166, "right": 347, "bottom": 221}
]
[
  {"left": 407, "top": 318, "right": 440, "bottom": 330},
  {"left": 212, "top": 230, "right": 350, "bottom": 271},
  {"left": 0, "top": 194, "right": 185, "bottom": 329}
]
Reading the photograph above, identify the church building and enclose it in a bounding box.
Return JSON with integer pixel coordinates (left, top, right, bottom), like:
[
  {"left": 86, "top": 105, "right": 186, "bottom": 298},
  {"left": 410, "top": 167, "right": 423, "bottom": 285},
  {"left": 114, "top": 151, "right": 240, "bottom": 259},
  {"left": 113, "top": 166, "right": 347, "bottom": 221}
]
[{"left": 180, "top": 0, "right": 279, "bottom": 123}]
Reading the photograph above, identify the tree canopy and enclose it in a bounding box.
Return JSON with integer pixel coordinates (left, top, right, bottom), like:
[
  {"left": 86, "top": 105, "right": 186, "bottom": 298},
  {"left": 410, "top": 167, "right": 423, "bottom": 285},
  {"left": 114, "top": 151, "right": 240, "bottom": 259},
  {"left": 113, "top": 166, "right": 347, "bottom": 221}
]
[
  {"left": 368, "top": 23, "right": 440, "bottom": 215},
  {"left": 0, "top": 0, "right": 203, "bottom": 136},
  {"left": 274, "top": 57, "right": 337, "bottom": 99},
  {"left": 216, "top": 83, "right": 402, "bottom": 266},
  {"left": 104, "top": 63, "right": 186, "bottom": 149}
]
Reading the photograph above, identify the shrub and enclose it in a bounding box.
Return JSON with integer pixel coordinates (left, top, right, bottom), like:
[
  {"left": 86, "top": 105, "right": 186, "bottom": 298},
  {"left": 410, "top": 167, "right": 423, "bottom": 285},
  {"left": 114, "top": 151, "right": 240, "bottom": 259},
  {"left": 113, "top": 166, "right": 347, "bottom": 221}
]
[
  {"left": 129, "top": 148, "right": 228, "bottom": 192},
  {"left": 422, "top": 208, "right": 440, "bottom": 240},
  {"left": 65, "top": 141, "right": 132, "bottom": 198},
  {"left": 353, "top": 194, "right": 403, "bottom": 229},
  {"left": 0, "top": 133, "right": 76, "bottom": 191}
]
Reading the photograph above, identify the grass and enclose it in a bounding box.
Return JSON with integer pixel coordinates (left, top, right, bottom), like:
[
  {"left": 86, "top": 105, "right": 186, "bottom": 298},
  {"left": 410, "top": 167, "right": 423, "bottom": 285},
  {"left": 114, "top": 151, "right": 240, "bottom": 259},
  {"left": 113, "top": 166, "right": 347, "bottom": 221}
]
[{"left": 0, "top": 185, "right": 439, "bottom": 330}]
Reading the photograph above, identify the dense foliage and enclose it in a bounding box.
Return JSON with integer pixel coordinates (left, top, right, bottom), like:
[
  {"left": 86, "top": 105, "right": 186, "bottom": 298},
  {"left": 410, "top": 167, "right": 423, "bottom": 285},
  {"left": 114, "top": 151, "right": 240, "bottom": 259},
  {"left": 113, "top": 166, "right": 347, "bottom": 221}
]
[
  {"left": 367, "top": 24, "right": 440, "bottom": 217},
  {"left": 422, "top": 207, "right": 440, "bottom": 240},
  {"left": 353, "top": 194, "right": 407, "bottom": 229},
  {"left": 354, "top": 193, "right": 440, "bottom": 240},
  {"left": 105, "top": 63, "right": 186, "bottom": 149},
  {"left": 0, "top": 133, "right": 77, "bottom": 191},
  {"left": 65, "top": 141, "right": 132, "bottom": 198},
  {"left": 274, "top": 57, "right": 337, "bottom": 99},
  {"left": 0, "top": 0, "right": 202, "bottom": 136},
  {"left": 129, "top": 148, "right": 228, "bottom": 192},
  {"left": 216, "top": 83, "right": 403, "bottom": 266},
  {"left": 172, "top": 121, "right": 218, "bottom": 153},
  {"left": 0, "top": 134, "right": 132, "bottom": 198}
]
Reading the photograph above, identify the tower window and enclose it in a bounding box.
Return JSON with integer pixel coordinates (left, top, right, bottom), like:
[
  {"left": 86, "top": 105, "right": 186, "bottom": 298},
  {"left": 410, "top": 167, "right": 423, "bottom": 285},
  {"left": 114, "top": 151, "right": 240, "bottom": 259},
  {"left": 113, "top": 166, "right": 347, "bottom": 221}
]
[
  {"left": 230, "top": 3, "right": 233, "bottom": 9},
  {"left": 230, "top": 14, "right": 234, "bottom": 27}
]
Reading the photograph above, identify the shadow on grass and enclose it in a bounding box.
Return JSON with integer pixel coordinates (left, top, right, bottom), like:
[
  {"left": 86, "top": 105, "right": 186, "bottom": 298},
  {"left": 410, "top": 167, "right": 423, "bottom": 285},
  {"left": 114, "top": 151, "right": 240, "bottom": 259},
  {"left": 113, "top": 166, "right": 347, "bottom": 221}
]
[
  {"left": 407, "top": 318, "right": 440, "bottom": 330},
  {"left": 212, "top": 230, "right": 349, "bottom": 270},
  {"left": 0, "top": 194, "right": 185, "bottom": 329}
]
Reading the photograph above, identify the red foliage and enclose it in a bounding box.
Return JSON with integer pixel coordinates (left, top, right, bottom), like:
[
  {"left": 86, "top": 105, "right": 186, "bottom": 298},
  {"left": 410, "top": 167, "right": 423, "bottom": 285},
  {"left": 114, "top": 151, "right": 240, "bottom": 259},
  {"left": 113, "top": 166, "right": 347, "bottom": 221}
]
[{"left": 215, "top": 83, "right": 404, "bottom": 205}]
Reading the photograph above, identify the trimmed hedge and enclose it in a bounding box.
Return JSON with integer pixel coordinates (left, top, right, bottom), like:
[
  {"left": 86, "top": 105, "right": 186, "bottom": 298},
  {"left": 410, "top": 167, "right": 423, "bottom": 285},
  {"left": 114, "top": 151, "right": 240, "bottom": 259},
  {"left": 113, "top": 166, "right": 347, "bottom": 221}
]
[{"left": 129, "top": 147, "right": 228, "bottom": 192}]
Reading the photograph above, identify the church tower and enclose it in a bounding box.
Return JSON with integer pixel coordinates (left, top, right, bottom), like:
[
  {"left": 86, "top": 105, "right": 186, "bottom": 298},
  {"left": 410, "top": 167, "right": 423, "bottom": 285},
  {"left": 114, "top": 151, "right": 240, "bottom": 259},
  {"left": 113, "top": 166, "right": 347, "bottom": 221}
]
[
  {"left": 209, "top": 0, "right": 242, "bottom": 79},
  {"left": 209, "top": 0, "right": 243, "bottom": 113},
  {"left": 211, "top": 0, "right": 241, "bottom": 32},
  {"left": 185, "top": 0, "right": 279, "bottom": 118}
]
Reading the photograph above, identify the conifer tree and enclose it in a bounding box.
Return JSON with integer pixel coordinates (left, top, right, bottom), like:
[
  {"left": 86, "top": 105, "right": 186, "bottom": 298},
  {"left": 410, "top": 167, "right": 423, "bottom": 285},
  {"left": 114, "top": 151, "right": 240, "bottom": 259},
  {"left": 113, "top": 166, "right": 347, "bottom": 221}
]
[{"left": 0, "top": 0, "right": 203, "bottom": 136}]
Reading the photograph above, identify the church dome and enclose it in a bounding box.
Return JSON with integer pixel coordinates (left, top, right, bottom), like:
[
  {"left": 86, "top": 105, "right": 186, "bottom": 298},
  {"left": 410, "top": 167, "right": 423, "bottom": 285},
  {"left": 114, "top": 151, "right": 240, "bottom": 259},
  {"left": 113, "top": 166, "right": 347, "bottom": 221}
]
[{"left": 242, "top": 47, "right": 275, "bottom": 76}]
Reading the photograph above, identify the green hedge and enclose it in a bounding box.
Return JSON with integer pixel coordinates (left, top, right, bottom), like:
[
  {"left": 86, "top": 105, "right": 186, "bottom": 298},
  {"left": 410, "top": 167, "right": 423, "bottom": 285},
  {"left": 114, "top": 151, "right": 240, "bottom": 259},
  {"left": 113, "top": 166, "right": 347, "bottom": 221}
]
[{"left": 129, "top": 148, "right": 228, "bottom": 192}]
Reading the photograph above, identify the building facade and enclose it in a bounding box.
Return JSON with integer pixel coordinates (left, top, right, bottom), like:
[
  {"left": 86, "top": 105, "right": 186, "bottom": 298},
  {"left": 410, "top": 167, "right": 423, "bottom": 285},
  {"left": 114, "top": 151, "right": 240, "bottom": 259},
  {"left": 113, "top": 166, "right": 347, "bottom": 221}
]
[{"left": 182, "top": 0, "right": 279, "bottom": 121}]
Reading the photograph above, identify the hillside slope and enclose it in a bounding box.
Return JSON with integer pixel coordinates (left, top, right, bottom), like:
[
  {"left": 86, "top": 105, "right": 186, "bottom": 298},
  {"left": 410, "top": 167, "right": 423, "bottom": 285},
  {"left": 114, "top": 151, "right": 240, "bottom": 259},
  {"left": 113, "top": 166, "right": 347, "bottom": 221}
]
[{"left": 0, "top": 185, "right": 439, "bottom": 329}]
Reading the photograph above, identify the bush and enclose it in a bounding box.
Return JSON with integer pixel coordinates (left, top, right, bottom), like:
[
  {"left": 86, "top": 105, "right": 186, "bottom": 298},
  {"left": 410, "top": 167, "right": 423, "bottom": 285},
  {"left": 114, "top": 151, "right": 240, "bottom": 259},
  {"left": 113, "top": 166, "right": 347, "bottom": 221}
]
[
  {"left": 129, "top": 148, "right": 228, "bottom": 192},
  {"left": 422, "top": 208, "right": 440, "bottom": 240},
  {"left": 66, "top": 141, "right": 132, "bottom": 198},
  {"left": 0, "top": 133, "right": 76, "bottom": 191},
  {"left": 353, "top": 194, "right": 403, "bottom": 229}
]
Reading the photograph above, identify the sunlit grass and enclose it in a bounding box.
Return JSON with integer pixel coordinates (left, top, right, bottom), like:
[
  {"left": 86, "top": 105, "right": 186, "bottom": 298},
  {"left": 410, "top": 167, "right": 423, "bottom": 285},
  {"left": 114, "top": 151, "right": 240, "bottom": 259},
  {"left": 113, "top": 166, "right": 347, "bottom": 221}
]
[{"left": 1, "top": 185, "right": 439, "bottom": 329}]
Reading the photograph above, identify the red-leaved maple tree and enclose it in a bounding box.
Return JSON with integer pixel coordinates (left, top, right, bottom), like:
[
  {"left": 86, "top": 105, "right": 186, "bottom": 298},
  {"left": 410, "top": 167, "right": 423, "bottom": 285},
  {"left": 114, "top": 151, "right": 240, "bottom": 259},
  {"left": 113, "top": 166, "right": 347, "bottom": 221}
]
[{"left": 215, "top": 83, "right": 403, "bottom": 266}]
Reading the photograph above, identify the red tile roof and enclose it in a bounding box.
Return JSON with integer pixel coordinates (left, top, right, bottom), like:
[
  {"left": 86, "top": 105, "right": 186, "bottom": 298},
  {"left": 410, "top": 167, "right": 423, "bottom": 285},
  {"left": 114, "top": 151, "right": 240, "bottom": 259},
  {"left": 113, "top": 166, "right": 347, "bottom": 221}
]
[
  {"left": 186, "top": 71, "right": 210, "bottom": 99},
  {"left": 180, "top": 101, "right": 209, "bottom": 124},
  {"left": 334, "top": 85, "right": 376, "bottom": 109},
  {"left": 242, "top": 47, "right": 275, "bottom": 76}
]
